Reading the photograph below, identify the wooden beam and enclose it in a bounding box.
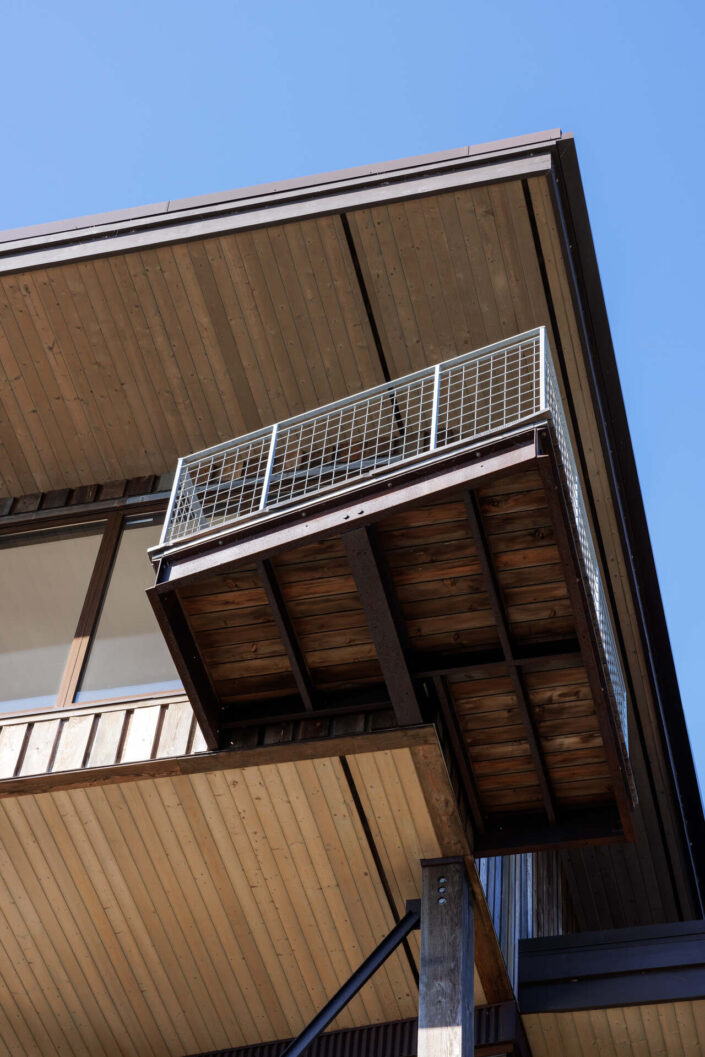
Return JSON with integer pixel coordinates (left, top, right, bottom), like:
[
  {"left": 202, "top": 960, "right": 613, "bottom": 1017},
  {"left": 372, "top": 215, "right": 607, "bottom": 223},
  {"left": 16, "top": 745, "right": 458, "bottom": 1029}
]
[
  {"left": 55, "top": 512, "right": 123, "bottom": 707},
  {"left": 474, "top": 804, "right": 624, "bottom": 856},
  {"left": 466, "top": 860, "right": 515, "bottom": 1005},
  {"left": 419, "top": 858, "right": 474, "bottom": 1057},
  {"left": 147, "top": 587, "right": 221, "bottom": 749},
  {"left": 0, "top": 722, "right": 439, "bottom": 799},
  {"left": 343, "top": 526, "right": 423, "bottom": 727},
  {"left": 464, "top": 491, "right": 556, "bottom": 824},
  {"left": 412, "top": 640, "right": 582, "bottom": 679},
  {"left": 433, "top": 676, "right": 485, "bottom": 834},
  {"left": 257, "top": 559, "right": 315, "bottom": 711}
]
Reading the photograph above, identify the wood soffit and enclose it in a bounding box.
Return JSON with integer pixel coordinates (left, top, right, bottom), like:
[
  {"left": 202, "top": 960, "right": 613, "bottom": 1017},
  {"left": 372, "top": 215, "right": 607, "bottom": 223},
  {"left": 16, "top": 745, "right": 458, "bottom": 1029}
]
[
  {"left": 0, "top": 745, "right": 508, "bottom": 1056},
  {"left": 0, "top": 129, "right": 701, "bottom": 924}
]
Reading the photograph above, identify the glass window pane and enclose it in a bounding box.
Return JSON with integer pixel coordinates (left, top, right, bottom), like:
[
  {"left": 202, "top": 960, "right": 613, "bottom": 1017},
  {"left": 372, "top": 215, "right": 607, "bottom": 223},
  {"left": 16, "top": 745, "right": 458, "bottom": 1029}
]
[
  {"left": 0, "top": 524, "right": 103, "bottom": 712},
  {"left": 76, "top": 515, "right": 181, "bottom": 701}
]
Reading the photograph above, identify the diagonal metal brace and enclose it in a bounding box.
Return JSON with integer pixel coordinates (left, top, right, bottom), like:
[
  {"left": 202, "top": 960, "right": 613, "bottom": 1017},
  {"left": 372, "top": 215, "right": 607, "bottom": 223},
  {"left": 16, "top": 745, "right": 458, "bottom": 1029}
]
[{"left": 278, "top": 903, "right": 421, "bottom": 1057}]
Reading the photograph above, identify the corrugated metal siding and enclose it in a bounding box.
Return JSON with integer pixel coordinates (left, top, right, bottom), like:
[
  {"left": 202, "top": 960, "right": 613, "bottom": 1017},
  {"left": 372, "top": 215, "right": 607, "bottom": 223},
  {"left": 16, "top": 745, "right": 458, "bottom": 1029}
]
[
  {"left": 189, "top": 1018, "right": 417, "bottom": 1057},
  {"left": 190, "top": 1004, "right": 523, "bottom": 1057}
]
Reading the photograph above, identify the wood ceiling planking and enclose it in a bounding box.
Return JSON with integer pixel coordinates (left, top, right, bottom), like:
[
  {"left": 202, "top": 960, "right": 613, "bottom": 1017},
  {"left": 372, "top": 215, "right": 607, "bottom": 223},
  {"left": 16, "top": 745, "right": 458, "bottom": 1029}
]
[
  {"left": 0, "top": 750, "right": 438, "bottom": 1057},
  {"left": 523, "top": 1000, "right": 705, "bottom": 1057},
  {"left": 0, "top": 215, "right": 386, "bottom": 498},
  {"left": 347, "top": 179, "right": 551, "bottom": 378}
]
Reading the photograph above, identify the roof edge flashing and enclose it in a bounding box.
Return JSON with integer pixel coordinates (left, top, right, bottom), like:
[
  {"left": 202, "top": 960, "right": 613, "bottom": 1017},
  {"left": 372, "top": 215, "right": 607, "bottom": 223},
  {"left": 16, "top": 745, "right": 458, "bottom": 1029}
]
[{"left": 0, "top": 129, "right": 563, "bottom": 260}]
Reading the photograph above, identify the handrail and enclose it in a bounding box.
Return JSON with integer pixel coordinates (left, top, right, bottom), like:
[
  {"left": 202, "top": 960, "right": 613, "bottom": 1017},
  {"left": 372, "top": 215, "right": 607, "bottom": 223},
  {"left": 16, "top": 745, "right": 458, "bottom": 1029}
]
[{"left": 157, "top": 327, "right": 628, "bottom": 750}]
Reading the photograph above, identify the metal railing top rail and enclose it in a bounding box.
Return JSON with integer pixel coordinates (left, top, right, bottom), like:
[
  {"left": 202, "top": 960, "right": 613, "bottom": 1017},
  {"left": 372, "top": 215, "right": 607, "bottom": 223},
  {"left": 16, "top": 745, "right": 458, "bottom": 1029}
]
[
  {"left": 156, "top": 326, "right": 629, "bottom": 751},
  {"left": 158, "top": 328, "right": 544, "bottom": 549},
  {"left": 173, "top": 327, "right": 545, "bottom": 469}
]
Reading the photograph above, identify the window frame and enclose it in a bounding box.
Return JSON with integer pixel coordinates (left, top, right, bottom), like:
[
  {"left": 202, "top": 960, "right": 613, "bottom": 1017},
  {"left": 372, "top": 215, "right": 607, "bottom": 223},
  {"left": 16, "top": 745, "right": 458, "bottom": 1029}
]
[{"left": 0, "top": 495, "right": 183, "bottom": 718}]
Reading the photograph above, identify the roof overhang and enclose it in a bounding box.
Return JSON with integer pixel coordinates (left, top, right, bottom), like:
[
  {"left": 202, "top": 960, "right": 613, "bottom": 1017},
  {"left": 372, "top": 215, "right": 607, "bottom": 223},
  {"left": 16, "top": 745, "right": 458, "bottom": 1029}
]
[
  {"left": 0, "top": 128, "right": 701, "bottom": 926},
  {"left": 0, "top": 130, "right": 562, "bottom": 271}
]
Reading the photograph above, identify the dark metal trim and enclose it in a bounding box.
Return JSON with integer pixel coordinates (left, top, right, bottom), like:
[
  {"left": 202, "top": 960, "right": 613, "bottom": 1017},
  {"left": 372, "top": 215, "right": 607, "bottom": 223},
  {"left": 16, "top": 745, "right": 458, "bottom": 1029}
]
[
  {"left": 553, "top": 136, "right": 705, "bottom": 916},
  {"left": 340, "top": 213, "right": 392, "bottom": 383},
  {"left": 519, "top": 918, "right": 705, "bottom": 1012},
  {"left": 0, "top": 134, "right": 560, "bottom": 274},
  {"left": 186, "top": 1001, "right": 531, "bottom": 1057}
]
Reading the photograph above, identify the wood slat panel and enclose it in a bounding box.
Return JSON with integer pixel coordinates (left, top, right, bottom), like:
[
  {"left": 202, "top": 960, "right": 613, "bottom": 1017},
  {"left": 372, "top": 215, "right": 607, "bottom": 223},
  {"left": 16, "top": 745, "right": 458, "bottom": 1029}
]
[
  {"left": 0, "top": 216, "right": 385, "bottom": 497},
  {"left": 18, "top": 719, "right": 60, "bottom": 776},
  {"left": 524, "top": 1001, "right": 705, "bottom": 1057},
  {"left": 348, "top": 180, "right": 549, "bottom": 381},
  {"left": 0, "top": 749, "right": 447, "bottom": 1055}
]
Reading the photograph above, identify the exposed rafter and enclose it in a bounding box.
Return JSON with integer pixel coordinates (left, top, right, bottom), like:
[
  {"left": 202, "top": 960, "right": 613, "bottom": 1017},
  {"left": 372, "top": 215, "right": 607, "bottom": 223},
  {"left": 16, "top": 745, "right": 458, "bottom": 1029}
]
[
  {"left": 343, "top": 526, "right": 423, "bottom": 727},
  {"left": 257, "top": 558, "right": 315, "bottom": 712},
  {"left": 463, "top": 490, "right": 557, "bottom": 825}
]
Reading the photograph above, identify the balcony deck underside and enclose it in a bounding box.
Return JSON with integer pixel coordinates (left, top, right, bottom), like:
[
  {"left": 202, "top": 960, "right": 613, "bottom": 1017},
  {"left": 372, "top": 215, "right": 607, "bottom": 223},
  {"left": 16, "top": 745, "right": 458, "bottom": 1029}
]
[{"left": 151, "top": 433, "right": 633, "bottom": 848}]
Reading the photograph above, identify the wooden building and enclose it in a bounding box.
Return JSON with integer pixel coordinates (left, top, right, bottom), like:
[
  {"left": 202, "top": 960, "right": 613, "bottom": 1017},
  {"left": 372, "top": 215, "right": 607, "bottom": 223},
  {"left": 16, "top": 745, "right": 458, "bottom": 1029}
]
[{"left": 0, "top": 129, "right": 702, "bottom": 1056}]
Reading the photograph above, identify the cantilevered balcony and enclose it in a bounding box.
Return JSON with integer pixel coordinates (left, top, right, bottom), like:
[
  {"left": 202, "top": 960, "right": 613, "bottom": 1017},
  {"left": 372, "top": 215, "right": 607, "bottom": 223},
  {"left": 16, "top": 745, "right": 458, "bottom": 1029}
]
[{"left": 149, "top": 329, "right": 634, "bottom": 852}]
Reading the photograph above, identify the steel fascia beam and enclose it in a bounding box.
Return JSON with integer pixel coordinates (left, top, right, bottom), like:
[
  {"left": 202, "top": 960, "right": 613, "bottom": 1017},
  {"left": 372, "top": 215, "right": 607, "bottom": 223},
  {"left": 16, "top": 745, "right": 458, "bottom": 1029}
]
[{"left": 519, "top": 919, "right": 705, "bottom": 1012}]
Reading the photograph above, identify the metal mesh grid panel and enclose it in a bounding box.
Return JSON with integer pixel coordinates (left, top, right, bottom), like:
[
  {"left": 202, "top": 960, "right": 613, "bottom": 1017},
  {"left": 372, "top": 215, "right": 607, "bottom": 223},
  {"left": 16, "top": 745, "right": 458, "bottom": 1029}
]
[
  {"left": 265, "top": 373, "right": 436, "bottom": 509},
  {"left": 165, "top": 431, "right": 273, "bottom": 544},
  {"left": 544, "top": 344, "right": 629, "bottom": 749},
  {"left": 162, "top": 332, "right": 543, "bottom": 548},
  {"left": 438, "top": 335, "right": 541, "bottom": 445}
]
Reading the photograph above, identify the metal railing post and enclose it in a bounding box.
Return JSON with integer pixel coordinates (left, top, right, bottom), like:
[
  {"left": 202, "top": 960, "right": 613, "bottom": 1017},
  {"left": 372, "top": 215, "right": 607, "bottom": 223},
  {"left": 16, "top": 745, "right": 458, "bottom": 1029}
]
[
  {"left": 160, "top": 456, "right": 184, "bottom": 545},
  {"left": 259, "top": 424, "right": 279, "bottom": 511},
  {"left": 538, "top": 326, "right": 546, "bottom": 413},
  {"left": 429, "top": 363, "right": 441, "bottom": 451}
]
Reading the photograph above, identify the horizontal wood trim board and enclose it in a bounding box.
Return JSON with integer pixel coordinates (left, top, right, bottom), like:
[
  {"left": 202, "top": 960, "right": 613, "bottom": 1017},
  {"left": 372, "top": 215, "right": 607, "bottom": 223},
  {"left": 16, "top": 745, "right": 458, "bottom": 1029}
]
[{"left": 0, "top": 724, "right": 437, "bottom": 798}]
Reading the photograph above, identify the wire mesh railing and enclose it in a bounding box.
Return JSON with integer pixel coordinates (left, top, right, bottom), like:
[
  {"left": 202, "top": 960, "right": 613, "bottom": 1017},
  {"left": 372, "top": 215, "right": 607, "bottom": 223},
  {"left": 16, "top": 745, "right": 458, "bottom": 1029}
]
[
  {"left": 159, "top": 326, "right": 628, "bottom": 749},
  {"left": 543, "top": 344, "right": 629, "bottom": 749},
  {"left": 160, "top": 331, "right": 543, "bottom": 546}
]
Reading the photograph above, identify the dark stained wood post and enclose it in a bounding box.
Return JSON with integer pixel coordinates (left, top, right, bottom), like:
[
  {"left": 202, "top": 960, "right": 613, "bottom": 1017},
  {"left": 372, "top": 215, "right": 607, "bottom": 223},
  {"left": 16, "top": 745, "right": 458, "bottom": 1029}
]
[{"left": 418, "top": 858, "right": 474, "bottom": 1057}]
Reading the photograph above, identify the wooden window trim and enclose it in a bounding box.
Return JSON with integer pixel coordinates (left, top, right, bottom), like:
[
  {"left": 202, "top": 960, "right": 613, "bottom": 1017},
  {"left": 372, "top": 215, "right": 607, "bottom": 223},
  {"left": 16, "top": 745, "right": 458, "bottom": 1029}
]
[
  {"left": 0, "top": 498, "right": 179, "bottom": 717},
  {"left": 54, "top": 512, "right": 123, "bottom": 708}
]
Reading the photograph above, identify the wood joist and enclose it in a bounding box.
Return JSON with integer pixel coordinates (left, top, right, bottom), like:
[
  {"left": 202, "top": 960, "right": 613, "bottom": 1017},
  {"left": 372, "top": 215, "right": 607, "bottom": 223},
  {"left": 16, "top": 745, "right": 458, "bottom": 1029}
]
[{"left": 150, "top": 430, "right": 634, "bottom": 852}]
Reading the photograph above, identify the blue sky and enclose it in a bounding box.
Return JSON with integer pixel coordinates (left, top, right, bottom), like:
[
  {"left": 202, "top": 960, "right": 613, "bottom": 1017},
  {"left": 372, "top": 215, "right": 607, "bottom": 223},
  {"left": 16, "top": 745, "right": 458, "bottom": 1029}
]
[{"left": 2, "top": 0, "right": 704, "bottom": 790}]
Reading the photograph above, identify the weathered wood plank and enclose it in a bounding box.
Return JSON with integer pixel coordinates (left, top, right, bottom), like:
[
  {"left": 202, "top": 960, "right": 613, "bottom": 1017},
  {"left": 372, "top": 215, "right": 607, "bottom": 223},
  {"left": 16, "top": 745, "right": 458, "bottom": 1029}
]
[
  {"left": 156, "top": 700, "right": 194, "bottom": 759},
  {"left": 52, "top": 715, "right": 95, "bottom": 772},
  {"left": 87, "top": 710, "right": 126, "bottom": 768},
  {"left": 0, "top": 725, "right": 28, "bottom": 779},
  {"left": 418, "top": 860, "right": 474, "bottom": 1057},
  {"left": 121, "top": 706, "right": 162, "bottom": 763},
  {"left": 19, "top": 719, "right": 60, "bottom": 777}
]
